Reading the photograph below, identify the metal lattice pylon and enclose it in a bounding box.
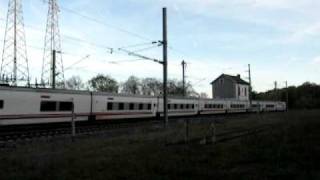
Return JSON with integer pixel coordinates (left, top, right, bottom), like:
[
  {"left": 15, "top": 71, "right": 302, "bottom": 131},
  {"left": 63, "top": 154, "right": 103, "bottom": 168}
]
[
  {"left": 1, "top": 0, "right": 30, "bottom": 86},
  {"left": 41, "top": 0, "right": 65, "bottom": 88}
]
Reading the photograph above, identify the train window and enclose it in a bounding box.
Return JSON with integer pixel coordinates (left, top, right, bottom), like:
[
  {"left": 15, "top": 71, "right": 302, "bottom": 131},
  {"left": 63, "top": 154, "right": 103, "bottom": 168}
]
[
  {"left": 174, "top": 104, "right": 178, "bottom": 109},
  {"left": 180, "top": 104, "right": 184, "bottom": 109},
  {"left": 0, "top": 100, "right": 3, "bottom": 109},
  {"left": 192, "top": 104, "right": 195, "bottom": 109},
  {"left": 204, "top": 104, "right": 208, "bottom": 108},
  {"left": 40, "top": 101, "right": 57, "bottom": 112},
  {"left": 129, "top": 103, "right": 134, "bottom": 110},
  {"left": 59, "top": 102, "right": 73, "bottom": 111},
  {"left": 167, "top": 104, "right": 171, "bottom": 109},
  {"left": 119, "top": 103, "right": 124, "bottom": 110},
  {"left": 107, "top": 102, "right": 113, "bottom": 110},
  {"left": 148, "top": 104, "right": 152, "bottom": 110},
  {"left": 186, "top": 104, "right": 189, "bottom": 109},
  {"left": 139, "top": 103, "right": 144, "bottom": 110}
]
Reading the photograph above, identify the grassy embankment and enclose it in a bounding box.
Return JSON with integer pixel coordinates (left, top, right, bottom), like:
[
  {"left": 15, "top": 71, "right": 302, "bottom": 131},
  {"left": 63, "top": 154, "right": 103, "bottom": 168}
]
[{"left": 0, "top": 110, "right": 319, "bottom": 180}]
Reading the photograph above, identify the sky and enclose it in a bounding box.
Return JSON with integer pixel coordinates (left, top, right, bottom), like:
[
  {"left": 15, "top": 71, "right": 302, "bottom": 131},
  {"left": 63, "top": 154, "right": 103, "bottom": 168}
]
[{"left": 1, "top": 0, "right": 320, "bottom": 97}]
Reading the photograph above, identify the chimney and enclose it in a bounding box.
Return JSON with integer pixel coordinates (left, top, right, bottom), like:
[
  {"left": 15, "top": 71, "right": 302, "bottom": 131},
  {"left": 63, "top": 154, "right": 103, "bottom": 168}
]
[{"left": 237, "top": 74, "right": 241, "bottom": 79}]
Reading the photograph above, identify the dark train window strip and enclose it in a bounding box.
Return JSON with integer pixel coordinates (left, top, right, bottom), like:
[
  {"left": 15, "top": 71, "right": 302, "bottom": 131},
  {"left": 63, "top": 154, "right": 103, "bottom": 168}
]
[
  {"left": 0, "top": 100, "right": 3, "bottom": 109},
  {"left": 40, "top": 101, "right": 57, "bottom": 112},
  {"left": 59, "top": 102, "right": 73, "bottom": 111}
]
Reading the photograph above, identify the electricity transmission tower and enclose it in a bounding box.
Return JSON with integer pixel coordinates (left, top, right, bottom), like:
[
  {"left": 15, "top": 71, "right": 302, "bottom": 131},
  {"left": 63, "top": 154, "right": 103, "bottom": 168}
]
[
  {"left": 41, "top": 0, "right": 65, "bottom": 88},
  {"left": 1, "top": 0, "right": 30, "bottom": 86}
]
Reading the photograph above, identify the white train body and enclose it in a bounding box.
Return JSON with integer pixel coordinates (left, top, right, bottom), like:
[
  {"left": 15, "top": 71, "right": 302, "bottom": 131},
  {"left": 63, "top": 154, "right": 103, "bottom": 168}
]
[
  {"left": 157, "top": 97, "right": 198, "bottom": 117},
  {"left": 199, "top": 99, "right": 226, "bottom": 115},
  {"left": 92, "top": 92, "right": 157, "bottom": 120},
  {"left": 0, "top": 87, "right": 286, "bottom": 126}
]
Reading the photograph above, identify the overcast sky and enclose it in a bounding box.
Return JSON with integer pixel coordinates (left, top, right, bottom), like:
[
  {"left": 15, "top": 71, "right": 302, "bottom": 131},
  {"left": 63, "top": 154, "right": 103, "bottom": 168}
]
[{"left": 1, "top": 0, "right": 320, "bottom": 96}]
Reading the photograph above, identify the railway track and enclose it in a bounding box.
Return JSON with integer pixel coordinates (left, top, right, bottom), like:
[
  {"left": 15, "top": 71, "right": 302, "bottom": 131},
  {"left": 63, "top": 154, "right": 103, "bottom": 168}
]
[
  {"left": 0, "top": 112, "right": 282, "bottom": 148},
  {"left": 0, "top": 120, "right": 162, "bottom": 147},
  {"left": 180, "top": 123, "right": 284, "bottom": 146}
]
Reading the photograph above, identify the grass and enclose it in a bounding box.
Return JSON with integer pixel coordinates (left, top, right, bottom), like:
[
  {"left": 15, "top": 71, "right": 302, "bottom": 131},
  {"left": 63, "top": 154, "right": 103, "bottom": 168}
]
[{"left": 0, "top": 110, "right": 319, "bottom": 180}]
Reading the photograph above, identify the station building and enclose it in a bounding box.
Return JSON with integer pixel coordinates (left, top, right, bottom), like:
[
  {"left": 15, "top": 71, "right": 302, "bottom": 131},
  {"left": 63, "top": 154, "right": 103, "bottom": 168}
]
[{"left": 211, "top": 74, "right": 250, "bottom": 101}]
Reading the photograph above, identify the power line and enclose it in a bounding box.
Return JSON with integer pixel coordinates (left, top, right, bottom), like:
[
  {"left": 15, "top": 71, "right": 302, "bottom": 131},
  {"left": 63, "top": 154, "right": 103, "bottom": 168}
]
[
  {"left": 56, "top": 4, "right": 152, "bottom": 41},
  {"left": 106, "top": 58, "right": 146, "bottom": 64},
  {"left": 64, "top": 54, "right": 90, "bottom": 71},
  {"left": 119, "top": 41, "right": 159, "bottom": 49},
  {"left": 131, "top": 45, "right": 161, "bottom": 53}
]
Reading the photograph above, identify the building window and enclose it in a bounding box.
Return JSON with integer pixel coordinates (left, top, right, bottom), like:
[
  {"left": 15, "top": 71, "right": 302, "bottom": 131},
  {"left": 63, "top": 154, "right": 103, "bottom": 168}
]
[
  {"left": 238, "top": 86, "right": 240, "bottom": 96},
  {"left": 59, "top": 102, "right": 73, "bottom": 111},
  {"left": 245, "top": 87, "right": 247, "bottom": 96}
]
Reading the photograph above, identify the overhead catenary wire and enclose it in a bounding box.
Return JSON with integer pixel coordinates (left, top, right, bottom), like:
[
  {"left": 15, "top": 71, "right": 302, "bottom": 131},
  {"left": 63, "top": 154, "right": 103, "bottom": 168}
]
[
  {"left": 64, "top": 55, "right": 90, "bottom": 71},
  {"left": 57, "top": 4, "right": 152, "bottom": 41},
  {"left": 118, "top": 41, "right": 159, "bottom": 49}
]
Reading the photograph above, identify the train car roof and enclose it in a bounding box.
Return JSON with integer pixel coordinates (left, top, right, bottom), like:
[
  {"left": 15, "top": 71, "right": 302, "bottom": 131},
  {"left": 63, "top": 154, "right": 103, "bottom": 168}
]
[
  {"left": 0, "top": 86, "right": 197, "bottom": 99},
  {"left": 0, "top": 86, "right": 91, "bottom": 95}
]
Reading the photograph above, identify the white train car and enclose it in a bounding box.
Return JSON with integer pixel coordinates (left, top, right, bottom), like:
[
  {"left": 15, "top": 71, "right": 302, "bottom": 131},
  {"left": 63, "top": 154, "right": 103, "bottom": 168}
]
[
  {"left": 251, "top": 101, "right": 286, "bottom": 112},
  {"left": 157, "top": 96, "right": 198, "bottom": 117},
  {"left": 0, "top": 87, "right": 91, "bottom": 125},
  {"left": 92, "top": 92, "right": 157, "bottom": 120},
  {"left": 226, "top": 100, "right": 249, "bottom": 113},
  {"left": 251, "top": 101, "right": 263, "bottom": 112},
  {"left": 0, "top": 86, "right": 287, "bottom": 126},
  {"left": 276, "top": 102, "right": 287, "bottom": 111},
  {"left": 199, "top": 99, "right": 227, "bottom": 115}
]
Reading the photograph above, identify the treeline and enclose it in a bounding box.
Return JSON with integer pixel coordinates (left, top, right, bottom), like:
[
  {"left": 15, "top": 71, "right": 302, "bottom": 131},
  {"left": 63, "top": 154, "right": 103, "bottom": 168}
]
[
  {"left": 252, "top": 82, "right": 320, "bottom": 109},
  {"left": 64, "top": 74, "right": 208, "bottom": 98}
]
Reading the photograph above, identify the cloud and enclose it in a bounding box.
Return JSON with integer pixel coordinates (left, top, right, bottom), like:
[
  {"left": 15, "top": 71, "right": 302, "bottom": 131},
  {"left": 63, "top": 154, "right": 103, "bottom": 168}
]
[{"left": 312, "top": 56, "right": 320, "bottom": 65}]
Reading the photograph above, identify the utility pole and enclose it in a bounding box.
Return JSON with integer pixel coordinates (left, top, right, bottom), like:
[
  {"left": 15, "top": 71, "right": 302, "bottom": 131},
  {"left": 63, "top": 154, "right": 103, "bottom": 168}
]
[
  {"left": 182, "top": 60, "right": 186, "bottom": 97},
  {"left": 163, "top": 7, "right": 168, "bottom": 128},
  {"left": 285, "top": 81, "right": 289, "bottom": 111},
  {"left": 274, "top": 81, "right": 278, "bottom": 101},
  {"left": 52, "top": 50, "right": 56, "bottom": 89},
  {"left": 248, "top": 64, "right": 252, "bottom": 107},
  {"left": 13, "top": 0, "right": 17, "bottom": 85}
]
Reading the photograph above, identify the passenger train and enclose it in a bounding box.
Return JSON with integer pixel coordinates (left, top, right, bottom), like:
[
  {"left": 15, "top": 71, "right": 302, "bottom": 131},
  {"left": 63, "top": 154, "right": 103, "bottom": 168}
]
[{"left": 0, "top": 86, "right": 286, "bottom": 126}]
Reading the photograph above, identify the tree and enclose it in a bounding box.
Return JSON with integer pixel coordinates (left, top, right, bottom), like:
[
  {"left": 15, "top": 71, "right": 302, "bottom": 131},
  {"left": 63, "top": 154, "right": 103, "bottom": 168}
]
[
  {"left": 141, "top": 78, "right": 162, "bottom": 96},
  {"left": 160, "top": 79, "right": 196, "bottom": 97},
  {"left": 65, "top": 76, "right": 84, "bottom": 90},
  {"left": 88, "top": 74, "right": 118, "bottom": 93},
  {"left": 121, "top": 76, "right": 141, "bottom": 95},
  {"left": 199, "top": 92, "right": 209, "bottom": 98}
]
